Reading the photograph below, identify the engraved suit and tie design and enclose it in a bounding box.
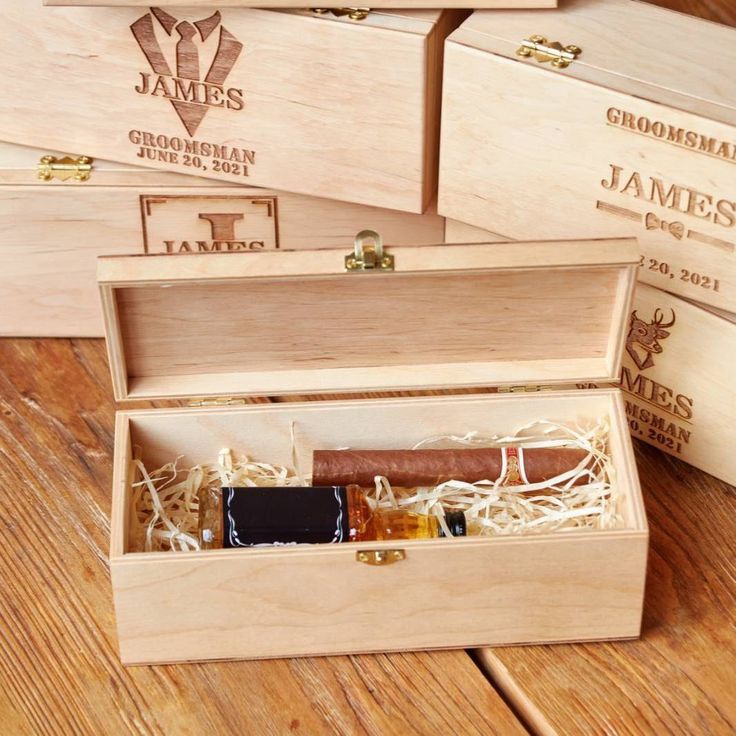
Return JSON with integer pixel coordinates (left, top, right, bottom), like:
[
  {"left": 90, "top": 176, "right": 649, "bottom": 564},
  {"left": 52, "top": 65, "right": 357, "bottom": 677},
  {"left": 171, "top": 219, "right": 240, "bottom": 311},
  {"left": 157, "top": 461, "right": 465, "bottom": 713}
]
[{"left": 131, "top": 7, "right": 244, "bottom": 136}]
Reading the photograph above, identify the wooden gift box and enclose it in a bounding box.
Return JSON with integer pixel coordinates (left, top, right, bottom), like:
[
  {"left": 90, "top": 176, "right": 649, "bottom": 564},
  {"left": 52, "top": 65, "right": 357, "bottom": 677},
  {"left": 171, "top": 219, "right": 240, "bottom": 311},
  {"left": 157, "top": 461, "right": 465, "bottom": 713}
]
[
  {"left": 438, "top": 0, "right": 736, "bottom": 312},
  {"left": 0, "top": 5, "right": 464, "bottom": 214},
  {"left": 99, "top": 236, "right": 648, "bottom": 665},
  {"left": 46, "top": 0, "right": 556, "bottom": 11},
  {"left": 447, "top": 219, "right": 736, "bottom": 486},
  {"left": 0, "top": 141, "right": 443, "bottom": 337}
]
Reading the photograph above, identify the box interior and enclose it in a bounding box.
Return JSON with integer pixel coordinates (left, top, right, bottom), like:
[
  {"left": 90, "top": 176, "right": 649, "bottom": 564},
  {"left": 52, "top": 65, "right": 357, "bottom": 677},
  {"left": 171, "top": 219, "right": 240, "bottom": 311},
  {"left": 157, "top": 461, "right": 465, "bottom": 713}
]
[
  {"left": 115, "top": 390, "right": 646, "bottom": 557},
  {"left": 118, "top": 266, "right": 617, "bottom": 375},
  {"left": 101, "top": 238, "right": 638, "bottom": 400}
]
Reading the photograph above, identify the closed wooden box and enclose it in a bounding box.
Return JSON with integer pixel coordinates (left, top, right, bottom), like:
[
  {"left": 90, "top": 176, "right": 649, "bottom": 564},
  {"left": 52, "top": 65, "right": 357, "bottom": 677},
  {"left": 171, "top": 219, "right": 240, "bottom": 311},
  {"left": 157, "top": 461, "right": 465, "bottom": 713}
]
[
  {"left": 1, "top": 6, "right": 465, "bottom": 213},
  {"left": 0, "top": 142, "right": 443, "bottom": 337},
  {"left": 438, "top": 0, "right": 736, "bottom": 312},
  {"left": 99, "top": 237, "right": 648, "bottom": 665},
  {"left": 447, "top": 219, "right": 736, "bottom": 486},
  {"left": 47, "top": 0, "right": 555, "bottom": 11}
]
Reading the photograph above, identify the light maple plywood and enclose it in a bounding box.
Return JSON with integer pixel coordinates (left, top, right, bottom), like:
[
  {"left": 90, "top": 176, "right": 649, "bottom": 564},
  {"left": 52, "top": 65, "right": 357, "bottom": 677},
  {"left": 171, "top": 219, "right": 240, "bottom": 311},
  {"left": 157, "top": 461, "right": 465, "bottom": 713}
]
[
  {"left": 1, "top": 5, "right": 464, "bottom": 212},
  {"left": 0, "top": 143, "right": 444, "bottom": 337},
  {"left": 98, "top": 239, "right": 638, "bottom": 399},
  {"left": 111, "top": 390, "right": 646, "bottom": 664},
  {"left": 449, "top": 0, "right": 736, "bottom": 123},
  {"left": 618, "top": 283, "right": 736, "bottom": 485},
  {"left": 46, "top": 0, "right": 555, "bottom": 7},
  {"left": 117, "top": 269, "right": 617, "bottom": 371},
  {"left": 438, "top": 0, "right": 736, "bottom": 311},
  {"left": 445, "top": 219, "right": 736, "bottom": 485},
  {"left": 0, "top": 140, "right": 216, "bottom": 186}
]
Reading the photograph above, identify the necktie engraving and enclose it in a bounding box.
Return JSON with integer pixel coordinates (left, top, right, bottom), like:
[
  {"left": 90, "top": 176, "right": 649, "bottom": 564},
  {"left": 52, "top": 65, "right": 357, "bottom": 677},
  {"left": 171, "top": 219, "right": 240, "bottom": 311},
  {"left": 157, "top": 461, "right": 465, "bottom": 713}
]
[
  {"left": 175, "top": 21, "right": 200, "bottom": 81},
  {"left": 131, "top": 8, "right": 244, "bottom": 136}
]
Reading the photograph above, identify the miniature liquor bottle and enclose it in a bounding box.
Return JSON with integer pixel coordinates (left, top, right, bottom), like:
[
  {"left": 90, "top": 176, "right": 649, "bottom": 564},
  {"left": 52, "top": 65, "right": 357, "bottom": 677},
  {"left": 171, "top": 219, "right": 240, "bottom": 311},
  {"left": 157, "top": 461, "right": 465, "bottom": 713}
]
[{"left": 198, "top": 484, "right": 466, "bottom": 549}]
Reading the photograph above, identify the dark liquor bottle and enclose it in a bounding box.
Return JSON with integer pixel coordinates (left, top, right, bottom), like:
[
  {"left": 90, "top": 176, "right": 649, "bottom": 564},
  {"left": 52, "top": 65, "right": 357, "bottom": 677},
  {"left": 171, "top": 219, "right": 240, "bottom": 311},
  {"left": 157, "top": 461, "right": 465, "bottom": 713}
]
[{"left": 198, "top": 484, "right": 466, "bottom": 549}]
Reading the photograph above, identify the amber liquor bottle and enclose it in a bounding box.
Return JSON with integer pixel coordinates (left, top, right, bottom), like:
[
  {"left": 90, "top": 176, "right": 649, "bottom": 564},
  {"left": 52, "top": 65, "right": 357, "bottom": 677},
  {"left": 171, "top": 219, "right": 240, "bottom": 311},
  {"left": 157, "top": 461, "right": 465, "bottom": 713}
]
[{"left": 198, "top": 484, "right": 466, "bottom": 549}]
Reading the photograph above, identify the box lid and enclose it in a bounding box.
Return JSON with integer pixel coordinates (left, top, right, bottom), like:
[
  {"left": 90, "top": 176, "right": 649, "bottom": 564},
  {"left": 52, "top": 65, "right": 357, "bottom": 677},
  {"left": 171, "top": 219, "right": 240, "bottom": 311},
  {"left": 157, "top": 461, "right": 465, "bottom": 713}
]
[
  {"left": 98, "top": 235, "right": 638, "bottom": 402},
  {"left": 0, "top": 141, "right": 221, "bottom": 187},
  {"left": 450, "top": 0, "right": 736, "bottom": 126}
]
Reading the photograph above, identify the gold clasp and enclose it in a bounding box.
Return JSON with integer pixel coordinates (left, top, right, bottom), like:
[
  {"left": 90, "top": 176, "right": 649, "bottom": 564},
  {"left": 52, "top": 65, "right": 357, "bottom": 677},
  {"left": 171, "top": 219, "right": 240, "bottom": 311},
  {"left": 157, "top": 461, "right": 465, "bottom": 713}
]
[
  {"left": 37, "top": 155, "right": 93, "bottom": 182},
  {"left": 356, "top": 549, "right": 405, "bottom": 566},
  {"left": 345, "top": 230, "right": 394, "bottom": 272},
  {"left": 311, "top": 7, "right": 370, "bottom": 21},
  {"left": 516, "top": 36, "right": 581, "bottom": 69}
]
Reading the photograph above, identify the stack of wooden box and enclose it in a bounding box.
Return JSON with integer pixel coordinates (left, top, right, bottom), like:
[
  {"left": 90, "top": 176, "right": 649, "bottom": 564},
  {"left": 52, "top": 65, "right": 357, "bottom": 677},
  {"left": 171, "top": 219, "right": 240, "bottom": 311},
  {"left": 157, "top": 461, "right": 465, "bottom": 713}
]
[{"left": 0, "top": 0, "right": 732, "bottom": 664}]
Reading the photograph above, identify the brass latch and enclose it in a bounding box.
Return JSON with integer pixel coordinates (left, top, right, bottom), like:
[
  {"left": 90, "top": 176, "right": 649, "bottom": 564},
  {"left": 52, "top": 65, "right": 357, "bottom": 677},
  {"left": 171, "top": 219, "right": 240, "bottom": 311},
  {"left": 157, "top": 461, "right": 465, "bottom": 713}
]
[
  {"left": 188, "top": 397, "right": 247, "bottom": 407},
  {"left": 311, "top": 7, "right": 370, "bottom": 20},
  {"left": 345, "top": 230, "right": 394, "bottom": 272},
  {"left": 516, "top": 36, "right": 581, "bottom": 69},
  {"left": 356, "top": 549, "right": 405, "bottom": 566},
  {"left": 37, "top": 155, "right": 93, "bottom": 182}
]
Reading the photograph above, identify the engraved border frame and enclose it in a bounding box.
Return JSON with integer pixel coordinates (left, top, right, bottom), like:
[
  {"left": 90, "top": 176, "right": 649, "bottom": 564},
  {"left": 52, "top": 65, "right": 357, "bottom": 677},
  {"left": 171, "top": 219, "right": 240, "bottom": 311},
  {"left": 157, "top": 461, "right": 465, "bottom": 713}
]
[{"left": 139, "top": 194, "right": 280, "bottom": 253}]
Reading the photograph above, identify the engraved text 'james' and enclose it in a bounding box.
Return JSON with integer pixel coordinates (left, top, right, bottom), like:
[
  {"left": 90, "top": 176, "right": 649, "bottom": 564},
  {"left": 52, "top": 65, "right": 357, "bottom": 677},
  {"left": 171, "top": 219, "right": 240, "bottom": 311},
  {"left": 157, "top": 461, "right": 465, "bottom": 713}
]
[
  {"left": 140, "top": 195, "right": 278, "bottom": 253},
  {"left": 601, "top": 165, "right": 735, "bottom": 230},
  {"left": 131, "top": 7, "right": 244, "bottom": 136}
]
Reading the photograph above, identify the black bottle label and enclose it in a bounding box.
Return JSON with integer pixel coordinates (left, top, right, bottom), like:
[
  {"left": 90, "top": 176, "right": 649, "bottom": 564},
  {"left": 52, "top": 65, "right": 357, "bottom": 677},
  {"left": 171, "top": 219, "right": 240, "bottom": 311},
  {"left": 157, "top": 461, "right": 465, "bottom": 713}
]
[{"left": 222, "top": 486, "right": 351, "bottom": 547}]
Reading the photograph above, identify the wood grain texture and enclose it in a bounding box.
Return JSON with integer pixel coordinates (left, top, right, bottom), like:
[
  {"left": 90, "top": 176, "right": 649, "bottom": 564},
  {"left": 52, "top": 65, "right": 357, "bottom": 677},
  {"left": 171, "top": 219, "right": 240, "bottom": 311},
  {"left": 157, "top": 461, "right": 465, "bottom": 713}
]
[
  {"left": 0, "top": 6, "right": 462, "bottom": 213},
  {"left": 0, "top": 338, "right": 524, "bottom": 736},
  {"left": 44, "top": 0, "right": 555, "bottom": 7},
  {"left": 477, "top": 441, "right": 736, "bottom": 735},
  {"left": 0, "top": 143, "right": 444, "bottom": 338},
  {"left": 109, "top": 390, "right": 645, "bottom": 664},
  {"left": 438, "top": 0, "right": 736, "bottom": 312},
  {"left": 445, "top": 219, "right": 736, "bottom": 487},
  {"left": 98, "top": 239, "right": 637, "bottom": 400}
]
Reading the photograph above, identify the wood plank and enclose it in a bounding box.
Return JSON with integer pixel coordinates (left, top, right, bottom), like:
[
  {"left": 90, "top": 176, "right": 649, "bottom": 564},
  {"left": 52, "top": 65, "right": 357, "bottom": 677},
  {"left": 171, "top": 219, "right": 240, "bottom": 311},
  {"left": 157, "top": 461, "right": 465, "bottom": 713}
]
[
  {"left": 644, "top": 0, "right": 735, "bottom": 24},
  {"left": 476, "top": 441, "right": 736, "bottom": 735},
  {"left": 0, "top": 337, "right": 524, "bottom": 735}
]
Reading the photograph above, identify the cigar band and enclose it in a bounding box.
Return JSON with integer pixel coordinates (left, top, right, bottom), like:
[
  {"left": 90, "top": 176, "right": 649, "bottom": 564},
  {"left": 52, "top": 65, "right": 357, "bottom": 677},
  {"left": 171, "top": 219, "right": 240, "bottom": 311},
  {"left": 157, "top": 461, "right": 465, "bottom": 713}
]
[{"left": 501, "top": 447, "right": 529, "bottom": 486}]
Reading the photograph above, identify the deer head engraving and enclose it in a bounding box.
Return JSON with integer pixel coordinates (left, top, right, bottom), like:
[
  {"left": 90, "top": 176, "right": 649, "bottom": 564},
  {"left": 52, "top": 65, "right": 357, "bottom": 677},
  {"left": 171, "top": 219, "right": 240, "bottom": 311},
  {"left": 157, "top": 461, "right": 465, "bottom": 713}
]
[{"left": 626, "top": 308, "right": 676, "bottom": 371}]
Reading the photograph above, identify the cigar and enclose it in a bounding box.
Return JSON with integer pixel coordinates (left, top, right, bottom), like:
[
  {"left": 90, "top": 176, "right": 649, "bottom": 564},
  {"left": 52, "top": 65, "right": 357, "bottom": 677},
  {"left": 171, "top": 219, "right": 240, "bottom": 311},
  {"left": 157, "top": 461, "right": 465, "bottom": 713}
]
[{"left": 312, "top": 447, "right": 589, "bottom": 488}]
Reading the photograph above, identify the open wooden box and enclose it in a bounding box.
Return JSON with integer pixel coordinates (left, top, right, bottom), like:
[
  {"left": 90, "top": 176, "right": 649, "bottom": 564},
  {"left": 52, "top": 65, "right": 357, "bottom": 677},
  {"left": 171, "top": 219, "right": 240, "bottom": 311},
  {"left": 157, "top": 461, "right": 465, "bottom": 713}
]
[
  {"left": 0, "top": 141, "right": 443, "bottom": 337},
  {"left": 438, "top": 0, "right": 736, "bottom": 312},
  {"left": 1, "top": 4, "right": 465, "bottom": 213},
  {"left": 99, "top": 237, "right": 648, "bottom": 664}
]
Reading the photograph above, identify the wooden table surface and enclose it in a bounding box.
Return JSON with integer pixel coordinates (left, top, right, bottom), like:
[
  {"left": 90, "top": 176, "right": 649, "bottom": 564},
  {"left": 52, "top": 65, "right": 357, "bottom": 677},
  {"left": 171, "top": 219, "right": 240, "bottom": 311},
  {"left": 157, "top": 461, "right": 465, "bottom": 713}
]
[{"left": 1, "top": 2, "right": 735, "bottom": 735}]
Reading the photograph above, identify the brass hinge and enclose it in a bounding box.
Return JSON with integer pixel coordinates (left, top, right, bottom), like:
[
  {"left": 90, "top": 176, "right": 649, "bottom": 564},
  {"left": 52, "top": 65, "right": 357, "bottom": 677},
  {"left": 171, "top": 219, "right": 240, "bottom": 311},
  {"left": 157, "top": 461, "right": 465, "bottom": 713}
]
[
  {"left": 345, "top": 230, "right": 394, "bottom": 272},
  {"left": 516, "top": 36, "right": 581, "bottom": 69},
  {"left": 311, "top": 7, "right": 370, "bottom": 20},
  {"left": 37, "top": 155, "right": 93, "bottom": 182},
  {"left": 188, "top": 397, "right": 246, "bottom": 407},
  {"left": 356, "top": 549, "right": 405, "bottom": 566},
  {"left": 497, "top": 385, "right": 554, "bottom": 393}
]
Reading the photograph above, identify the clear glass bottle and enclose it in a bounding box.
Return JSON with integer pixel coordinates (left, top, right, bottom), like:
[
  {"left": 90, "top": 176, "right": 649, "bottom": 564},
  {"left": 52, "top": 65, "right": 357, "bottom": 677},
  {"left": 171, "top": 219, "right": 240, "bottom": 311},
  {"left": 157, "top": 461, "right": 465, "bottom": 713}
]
[{"left": 198, "top": 484, "right": 466, "bottom": 549}]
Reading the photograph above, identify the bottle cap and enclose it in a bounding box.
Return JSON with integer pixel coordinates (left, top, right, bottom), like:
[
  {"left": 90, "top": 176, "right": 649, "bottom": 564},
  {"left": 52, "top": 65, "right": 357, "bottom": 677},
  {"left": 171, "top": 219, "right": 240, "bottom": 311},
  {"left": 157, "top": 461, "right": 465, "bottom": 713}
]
[
  {"left": 442, "top": 509, "right": 467, "bottom": 537},
  {"left": 222, "top": 486, "right": 350, "bottom": 547}
]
